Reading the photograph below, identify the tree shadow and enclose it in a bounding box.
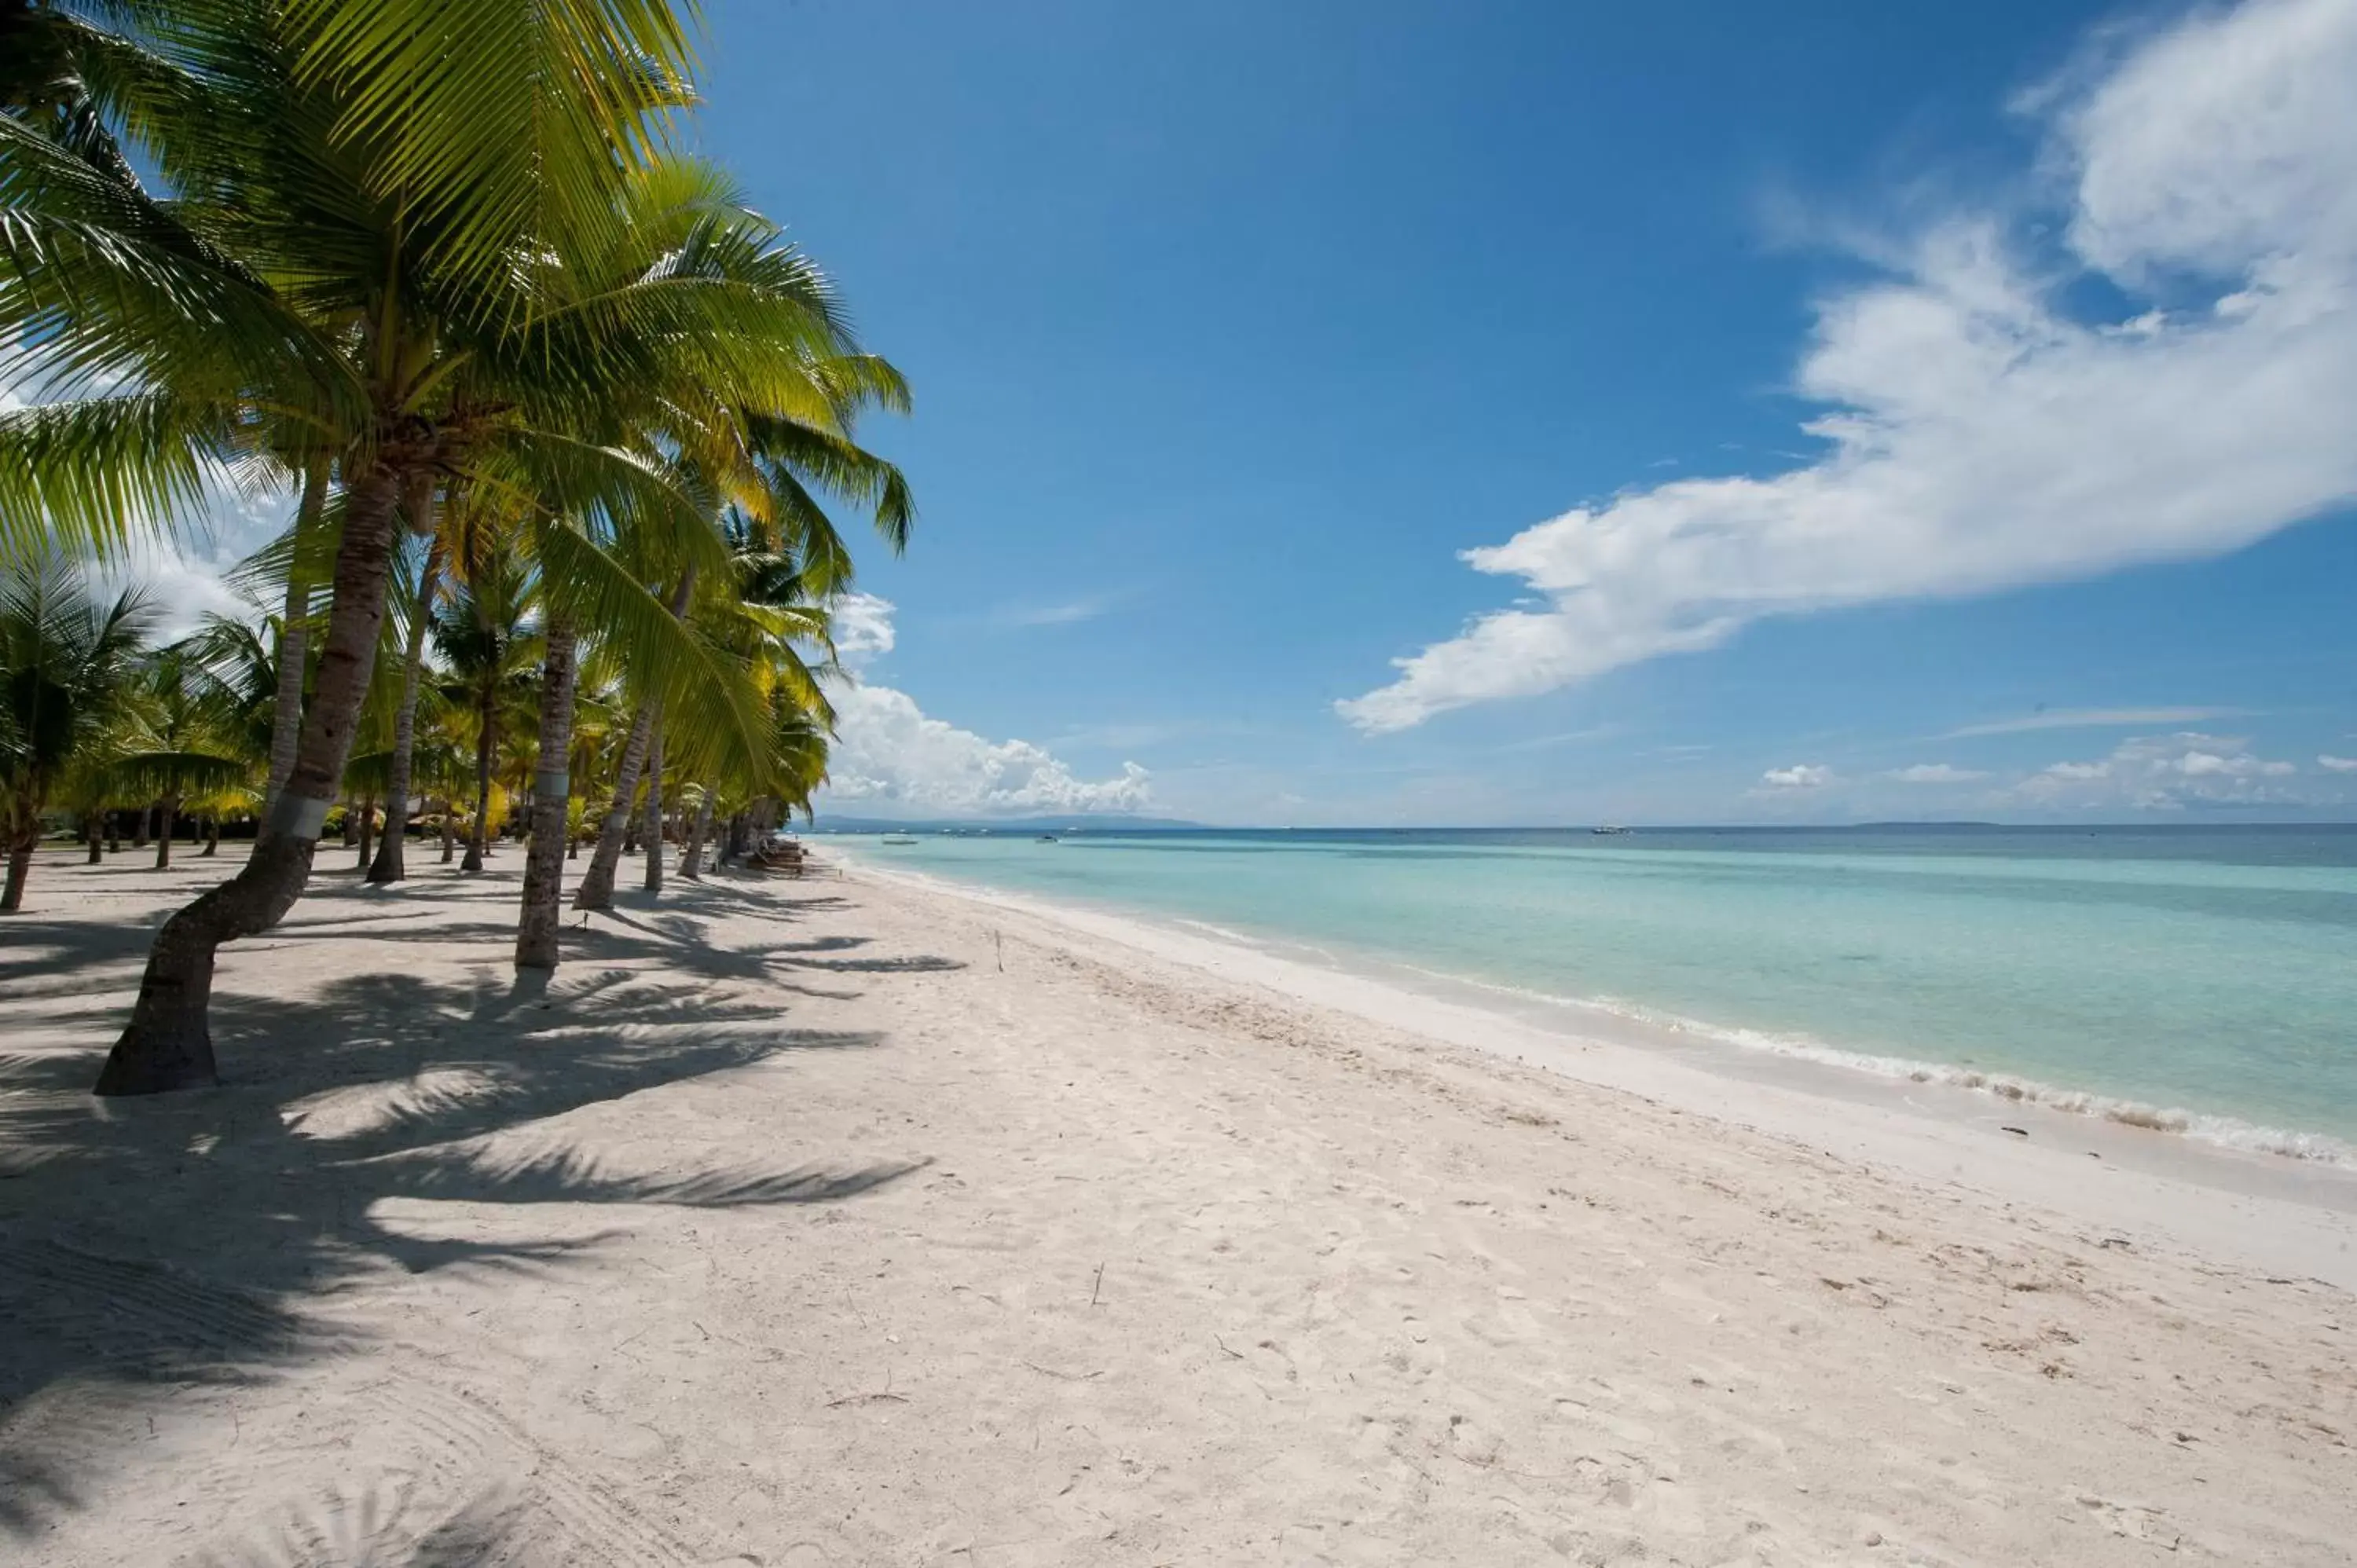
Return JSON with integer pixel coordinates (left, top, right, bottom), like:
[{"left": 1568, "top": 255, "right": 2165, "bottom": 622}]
[
  {"left": 0, "top": 916, "right": 159, "bottom": 1001},
  {"left": 0, "top": 960, "right": 919, "bottom": 1539},
  {"left": 584, "top": 906, "right": 966, "bottom": 983}
]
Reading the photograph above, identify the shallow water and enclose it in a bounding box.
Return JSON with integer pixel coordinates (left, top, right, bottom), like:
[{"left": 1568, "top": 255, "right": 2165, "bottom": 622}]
[{"left": 839, "top": 826, "right": 2357, "bottom": 1163}]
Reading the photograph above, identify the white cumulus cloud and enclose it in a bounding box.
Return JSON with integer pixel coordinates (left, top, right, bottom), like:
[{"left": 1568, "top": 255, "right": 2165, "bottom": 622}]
[
  {"left": 1340, "top": 0, "right": 2357, "bottom": 732},
  {"left": 1760, "top": 764, "right": 1835, "bottom": 790},
  {"left": 2317, "top": 755, "right": 2357, "bottom": 773},
  {"left": 1887, "top": 763, "right": 1988, "bottom": 784},
  {"left": 827, "top": 591, "right": 898, "bottom": 664},
  {"left": 814, "top": 596, "right": 1153, "bottom": 818},
  {"left": 2012, "top": 731, "right": 2303, "bottom": 810}
]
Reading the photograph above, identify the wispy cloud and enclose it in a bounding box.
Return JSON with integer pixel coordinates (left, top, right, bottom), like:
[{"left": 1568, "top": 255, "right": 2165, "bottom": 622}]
[
  {"left": 994, "top": 595, "right": 1114, "bottom": 628},
  {"left": 1886, "top": 763, "right": 1989, "bottom": 784},
  {"left": 1340, "top": 0, "right": 2357, "bottom": 732},
  {"left": 1490, "top": 725, "right": 1620, "bottom": 754},
  {"left": 1937, "top": 706, "right": 2247, "bottom": 740},
  {"left": 2320, "top": 755, "right": 2357, "bottom": 774}
]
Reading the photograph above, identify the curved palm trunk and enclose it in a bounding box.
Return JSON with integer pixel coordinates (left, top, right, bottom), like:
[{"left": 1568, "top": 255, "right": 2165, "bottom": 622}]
[
  {"left": 201, "top": 815, "right": 219, "bottom": 857},
  {"left": 265, "top": 459, "right": 330, "bottom": 817},
  {"left": 640, "top": 722, "right": 665, "bottom": 893},
  {"left": 95, "top": 463, "right": 406, "bottom": 1096},
  {"left": 515, "top": 614, "right": 579, "bottom": 969},
  {"left": 461, "top": 685, "right": 497, "bottom": 873},
  {"left": 572, "top": 567, "right": 694, "bottom": 911},
  {"left": 2, "top": 827, "right": 32, "bottom": 913},
  {"left": 153, "top": 793, "right": 180, "bottom": 870},
  {"left": 679, "top": 789, "right": 716, "bottom": 880},
  {"left": 572, "top": 699, "right": 654, "bottom": 910},
  {"left": 367, "top": 537, "right": 446, "bottom": 884}
]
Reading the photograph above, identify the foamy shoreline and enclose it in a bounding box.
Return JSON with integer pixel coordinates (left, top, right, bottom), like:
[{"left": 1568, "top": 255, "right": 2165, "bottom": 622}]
[{"left": 841, "top": 848, "right": 2357, "bottom": 1290}]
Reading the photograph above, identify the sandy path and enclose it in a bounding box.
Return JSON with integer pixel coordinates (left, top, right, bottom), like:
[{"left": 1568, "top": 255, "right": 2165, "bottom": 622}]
[{"left": 2, "top": 848, "right": 2352, "bottom": 1565}]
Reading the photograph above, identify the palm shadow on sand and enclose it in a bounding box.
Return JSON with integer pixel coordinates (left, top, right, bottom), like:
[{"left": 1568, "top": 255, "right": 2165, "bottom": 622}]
[{"left": 0, "top": 909, "right": 924, "bottom": 1541}]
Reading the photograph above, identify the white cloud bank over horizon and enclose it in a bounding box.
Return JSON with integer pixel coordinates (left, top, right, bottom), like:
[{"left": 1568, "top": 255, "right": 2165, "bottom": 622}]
[
  {"left": 1340, "top": 0, "right": 2357, "bottom": 733},
  {"left": 816, "top": 593, "right": 1156, "bottom": 818},
  {"left": 2008, "top": 731, "right": 2304, "bottom": 811}
]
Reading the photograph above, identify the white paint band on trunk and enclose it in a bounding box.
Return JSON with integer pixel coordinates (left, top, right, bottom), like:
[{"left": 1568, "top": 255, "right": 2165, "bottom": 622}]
[
  {"left": 534, "top": 771, "right": 569, "bottom": 799},
  {"left": 269, "top": 792, "right": 332, "bottom": 841}
]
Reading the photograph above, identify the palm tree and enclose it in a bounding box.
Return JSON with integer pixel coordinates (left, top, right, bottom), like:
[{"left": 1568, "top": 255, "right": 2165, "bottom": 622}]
[
  {"left": 563, "top": 350, "right": 911, "bottom": 920},
  {"left": 430, "top": 545, "right": 538, "bottom": 874},
  {"left": 363, "top": 523, "right": 444, "bottom": 882},
  {"left": 5, "top": 2, "right": 846, "bottom": 1093},
  {"left": 509, "top": 158, "right": 901, "bottom": 964},
  {"left": 112, "top": 640, "right": 251, "bottom": 870},
  {"left": 0, "top": 553, "right": 156, "bottom": 911}
]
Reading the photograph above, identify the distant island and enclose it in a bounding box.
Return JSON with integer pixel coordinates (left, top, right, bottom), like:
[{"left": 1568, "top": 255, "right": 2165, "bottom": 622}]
[{"left": 809, "top": 814, "right": 1205, "bottom": 833}]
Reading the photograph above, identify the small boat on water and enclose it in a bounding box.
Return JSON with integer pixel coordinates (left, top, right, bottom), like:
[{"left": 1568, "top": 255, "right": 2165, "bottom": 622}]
[
  {"left": 1591, "top": 825, "right": 1632, "bottom": 836},
  {"left": 880, "top": 832, "right": 919, "bottom": 845},
  {"left": 1036, "top": 834, "right": 1059, "bottom": 843}
]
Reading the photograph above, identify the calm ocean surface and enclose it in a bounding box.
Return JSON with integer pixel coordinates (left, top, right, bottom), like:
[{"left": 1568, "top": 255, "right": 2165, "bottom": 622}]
[{"left": 843, "top": 826, "right": 2357, "bottom": 1163}]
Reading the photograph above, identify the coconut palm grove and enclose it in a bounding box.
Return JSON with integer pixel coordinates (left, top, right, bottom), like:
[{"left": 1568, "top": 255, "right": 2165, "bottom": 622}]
[{"left": 2, "top": 0, "right": 911, "bottom": 1094}]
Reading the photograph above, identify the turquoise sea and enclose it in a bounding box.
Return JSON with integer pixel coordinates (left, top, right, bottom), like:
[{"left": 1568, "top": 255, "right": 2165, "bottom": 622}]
[{"left": 844, "top": 826, "right": 2357, "bottom": 1164}]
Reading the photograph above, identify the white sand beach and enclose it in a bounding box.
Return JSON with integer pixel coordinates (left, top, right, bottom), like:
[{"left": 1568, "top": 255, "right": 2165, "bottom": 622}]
[{"left": 5, "top": 848, "right": 2355, "bottom": 1565}]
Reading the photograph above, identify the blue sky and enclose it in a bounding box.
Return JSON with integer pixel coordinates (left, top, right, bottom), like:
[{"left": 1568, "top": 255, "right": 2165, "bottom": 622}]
[
  {"left": 119, "top": 0, "right": 2357, "bottom": 824},
  {"left": 702, "top": 0, "right": 2357, "bottom": 826}
]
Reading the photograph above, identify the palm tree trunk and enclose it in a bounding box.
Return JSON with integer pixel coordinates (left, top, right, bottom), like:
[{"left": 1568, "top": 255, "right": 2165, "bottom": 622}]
[
  {"left": 461, "top": 683, "right": 497, "bottom": 873},
  {"left": 355, "top": 793, "right": 376, "bottom": 870},
  {"left": 679, "top": 789, "right": 716, "bottom": 880},
  {"left": 367, "top": 536, "right": 445, "bottom": 883},
  {"left": 573, "top": 567, "right": 694, "bottom": 910},
  {"left": 154, "top": 793, "right": 179, "bottom": 870},
  {"left": 440, "top": 799, "right": 457, "bottom": 863},
  {"left": 201, "top": 815, "right": 219, "bottom": 857},
  {"left": 96, "top": 461, "right": 407, "bottom": 1096},
  {"left": 2, "top": 827, "right": 32, "bottom": 913},
  {"left": 574, "top": 699, "right": 654, "bottom": 910},
  {"left": 86, "top": 813, "right": 103, "bottom": 864},
  {"left": 265, "top": 457, "right": 330, "bottom": 818},
  {"left": 134, "top": 807, "right": 150, "bottom": 849},
  {"left": 105, "top": 812, "right": 120, "bottom": 855},
  {"left": 515, "top": 614, "right": 578, "bottom": 970},
  {"left": 640, "top": 721, "right": 665, "bottom": 893}
]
